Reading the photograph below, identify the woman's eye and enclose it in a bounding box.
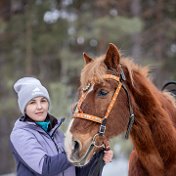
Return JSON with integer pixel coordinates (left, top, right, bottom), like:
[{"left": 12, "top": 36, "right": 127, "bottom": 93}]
[
  {"left": 28, "top": 101, "right": 36, "bottom": 105},
  {"left": 29, "top": 101, "right": 35, "bottom": 105},
  {"left": 97, "top": 89, "right": 108, "bottom": 97},
  {"left": 41, "top": 99, "right": 47, "bottom": 103}
]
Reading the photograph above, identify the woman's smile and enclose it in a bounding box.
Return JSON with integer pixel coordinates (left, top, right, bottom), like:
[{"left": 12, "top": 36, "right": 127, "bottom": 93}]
[{"left": 26, "top": 97, "right": 49, "bottom": 121}]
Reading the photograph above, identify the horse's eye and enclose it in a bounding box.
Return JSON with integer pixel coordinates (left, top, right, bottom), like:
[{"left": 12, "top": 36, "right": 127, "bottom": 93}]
[{"left": 97, "top": 89, "right": 108, "bottom": 97}]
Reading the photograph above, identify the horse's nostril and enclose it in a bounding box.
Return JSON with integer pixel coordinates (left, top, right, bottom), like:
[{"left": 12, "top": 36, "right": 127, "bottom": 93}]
[
  {"left": 75, "top": 141, "right": 79, "bottom": 149},
  {"left": 73, "top": 140, "right": 80, "bottom": 151},
  {"left": 71, "top": 140, "right": 81, "bottom": 160}
]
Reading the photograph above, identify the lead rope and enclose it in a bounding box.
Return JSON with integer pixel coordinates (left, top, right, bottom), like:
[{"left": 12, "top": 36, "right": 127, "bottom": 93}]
[
  {"left": 87, "top": 149, "right": 105, "bottom": 176},
  {"left": 88, "top": 139, "right": 111, "bottom": 176}
]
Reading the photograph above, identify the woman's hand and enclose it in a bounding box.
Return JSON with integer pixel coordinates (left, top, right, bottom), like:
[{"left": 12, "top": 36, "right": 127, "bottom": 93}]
[
  {"left": 102, "top": 139, "right": 113, "bottom": 164},
  {"left": 103, "top": 149, "right": 113, "bottom": 164}
]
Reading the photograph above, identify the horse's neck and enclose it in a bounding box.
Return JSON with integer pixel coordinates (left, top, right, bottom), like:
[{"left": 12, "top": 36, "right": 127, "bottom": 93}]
[
  {"left": 130, "top": 104, "right": 164, "bottom": 175},
  {"left": 129, "top": 74, "right": 176, "bottom": 172}
]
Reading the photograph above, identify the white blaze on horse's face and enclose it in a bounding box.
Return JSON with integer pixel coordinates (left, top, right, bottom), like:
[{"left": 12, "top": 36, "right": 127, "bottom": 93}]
[
  {"left": 65, "top": 119, "right": 95, "bottom": 166},
  {"left": 64, "top": 119, "right": 74, "bottom": 159},
  {"left": 64, "top": 83, "right": 98, "bottom": 166}
]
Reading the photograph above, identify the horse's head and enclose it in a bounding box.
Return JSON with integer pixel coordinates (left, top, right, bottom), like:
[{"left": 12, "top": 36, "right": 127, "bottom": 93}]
[{"left": 65, "top": 43, "right": 133, "bottom": 166}]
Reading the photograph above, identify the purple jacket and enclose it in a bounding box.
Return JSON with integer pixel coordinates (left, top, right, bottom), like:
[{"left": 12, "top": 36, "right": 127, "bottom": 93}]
[{"left": 10, "top": 116, "right": 75, "bottom": 176}]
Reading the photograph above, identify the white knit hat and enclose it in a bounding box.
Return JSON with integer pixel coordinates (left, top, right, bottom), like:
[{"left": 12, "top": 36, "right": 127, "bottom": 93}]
[{"left": 13, "top": 77, "right": 50, "bottom": 114}]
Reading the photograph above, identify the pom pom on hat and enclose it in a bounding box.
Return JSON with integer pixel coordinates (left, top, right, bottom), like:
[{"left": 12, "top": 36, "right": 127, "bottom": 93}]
[{"left": 14, "top": 77, "right": 50, "bottom": 114}]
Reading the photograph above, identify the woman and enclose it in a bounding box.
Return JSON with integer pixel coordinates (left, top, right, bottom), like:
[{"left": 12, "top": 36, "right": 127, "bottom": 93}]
[{"left": 10, "top": 77, "right": 113, "bottom": 176}]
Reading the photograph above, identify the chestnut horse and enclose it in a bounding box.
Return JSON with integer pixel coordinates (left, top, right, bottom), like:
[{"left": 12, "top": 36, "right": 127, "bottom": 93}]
[{"left": 65, "top": 43, "right": 176, "bottom": 175}]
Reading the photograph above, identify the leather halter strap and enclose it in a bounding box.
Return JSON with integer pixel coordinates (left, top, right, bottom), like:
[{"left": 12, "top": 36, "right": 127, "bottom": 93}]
[{"left": 73, "top": 74, "right": 122, "bottom": 123}]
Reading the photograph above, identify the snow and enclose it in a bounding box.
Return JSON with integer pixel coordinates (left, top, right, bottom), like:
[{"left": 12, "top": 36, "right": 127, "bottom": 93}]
[{"left": 102, "top": 157, "right": 128, "bottom": 176}]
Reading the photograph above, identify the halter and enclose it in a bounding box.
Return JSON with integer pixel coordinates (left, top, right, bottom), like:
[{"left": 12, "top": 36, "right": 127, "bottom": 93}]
[{"left": 72, "top": 70, "right": 135, "bottom": 165}]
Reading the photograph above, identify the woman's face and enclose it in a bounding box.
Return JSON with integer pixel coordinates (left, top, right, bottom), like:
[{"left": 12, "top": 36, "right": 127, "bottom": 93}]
[{"left": 25, "top": 96, "right": 49, "bottom": 121}]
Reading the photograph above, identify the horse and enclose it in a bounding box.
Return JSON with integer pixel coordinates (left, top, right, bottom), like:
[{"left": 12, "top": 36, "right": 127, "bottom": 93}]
[{"left": 64, "top": 43, "right": 176, "bottom": 175}]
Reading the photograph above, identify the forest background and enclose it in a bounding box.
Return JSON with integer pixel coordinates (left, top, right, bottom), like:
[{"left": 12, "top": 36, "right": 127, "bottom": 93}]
[{"left": 0, "top": 0, "right": 176, "bottom": 174}]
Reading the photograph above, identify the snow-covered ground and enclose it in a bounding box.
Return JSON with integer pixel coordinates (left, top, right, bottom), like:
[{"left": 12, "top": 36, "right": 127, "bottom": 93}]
[{"left": 102, "top": 157, "right": 128, "bottom": 176}]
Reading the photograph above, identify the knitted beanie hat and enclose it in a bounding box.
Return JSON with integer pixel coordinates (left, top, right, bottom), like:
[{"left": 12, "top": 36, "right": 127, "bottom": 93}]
[{"left": 13, "top": 77, "right": 50, "bottom": 114}]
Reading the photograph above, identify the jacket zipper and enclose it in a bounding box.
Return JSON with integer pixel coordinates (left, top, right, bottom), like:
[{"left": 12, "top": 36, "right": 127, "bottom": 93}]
[
  {"left": 36, "top": 120, "right": 64, "bottom": 152},
  {"left": 41, "top": 126, "right": 60, "bottom": 152},
  {"left": 44, "top": 124, "right": 66, "bottom": 176},
  {"left": 50, "top": 131, "right": 65, "bottom": 176},
  {"left": 36, "top": 121, "right": 65, "bottom": 175}
]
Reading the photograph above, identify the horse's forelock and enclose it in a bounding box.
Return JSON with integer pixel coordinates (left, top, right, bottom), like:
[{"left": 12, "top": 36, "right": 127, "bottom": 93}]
[{"left": 80, "top": 55, "right": 107, "bottom": 87}]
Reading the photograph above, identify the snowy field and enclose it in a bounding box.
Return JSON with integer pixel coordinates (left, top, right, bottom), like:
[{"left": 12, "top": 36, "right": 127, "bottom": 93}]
[{"left": 102, "top": 157, "right": 128, "bottom": 176}]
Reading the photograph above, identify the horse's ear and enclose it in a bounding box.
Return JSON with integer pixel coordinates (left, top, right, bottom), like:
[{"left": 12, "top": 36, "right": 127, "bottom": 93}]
[
  {"left": 104, "top": 43, "right": 120, "bottom": 70},
  {"left": 83, "top": 52, "right": 93, "bottom": 65}
]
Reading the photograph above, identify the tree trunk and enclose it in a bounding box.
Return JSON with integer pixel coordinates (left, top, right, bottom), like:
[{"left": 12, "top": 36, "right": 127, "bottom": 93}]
[
  {"left": 25, "top": 2, "right": 33, "bottom": 75},
  {"left": 130, "top": 0, "right": 142, "bottom": 63}
]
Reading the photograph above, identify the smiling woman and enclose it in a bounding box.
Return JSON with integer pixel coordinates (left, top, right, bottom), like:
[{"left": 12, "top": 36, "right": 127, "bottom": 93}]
[
  {"left": 26, "top": 97, "right": 49, "bottom": 122},
  {"left": 10, "top": 77, "right": 76, "bottom": 176},
  {"left": 10, "top": 77, "right": 113, "bottom": 176}
]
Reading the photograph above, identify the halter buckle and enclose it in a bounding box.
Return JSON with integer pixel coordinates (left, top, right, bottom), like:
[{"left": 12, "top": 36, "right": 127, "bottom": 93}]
[
  {"left": 99, "top": 124, "right": 106, "bottom": 136},
  {"left": 92, "top": 133, "right": 105, "bottom": 148}
]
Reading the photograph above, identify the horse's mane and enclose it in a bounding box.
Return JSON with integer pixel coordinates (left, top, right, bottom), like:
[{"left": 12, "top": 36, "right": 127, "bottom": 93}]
[
  {"left": 81, "top": 55, "right": 107, "bottom": 87},
  {"left": 121, "top": 57, "right": 176, "bottom": 175},
  {"left": 121, "top": 58, "right": 149, "bottom": 82}
]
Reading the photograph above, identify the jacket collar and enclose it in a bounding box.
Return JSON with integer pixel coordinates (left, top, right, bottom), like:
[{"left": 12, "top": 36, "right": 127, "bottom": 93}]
[{"left": 17, "top": 114, "right": 65, "bottom": 136}]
